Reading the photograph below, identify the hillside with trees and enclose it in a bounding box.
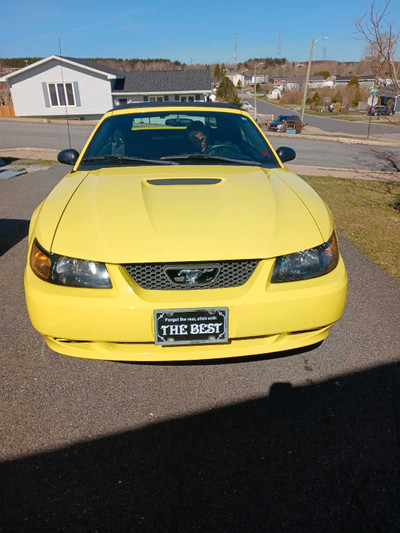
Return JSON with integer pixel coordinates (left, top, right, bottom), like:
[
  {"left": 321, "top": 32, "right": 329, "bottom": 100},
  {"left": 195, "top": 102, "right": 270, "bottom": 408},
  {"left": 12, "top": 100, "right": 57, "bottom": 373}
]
[{"left": 2, "top": 56, "right": 391, "bottom": 78}]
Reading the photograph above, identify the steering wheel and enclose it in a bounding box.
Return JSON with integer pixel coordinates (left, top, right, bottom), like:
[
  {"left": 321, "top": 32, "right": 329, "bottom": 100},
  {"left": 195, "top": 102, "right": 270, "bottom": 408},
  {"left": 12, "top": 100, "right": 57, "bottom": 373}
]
[
  {"left": 206, "top": 144, "right": 231, "bottom": 155},
  {"left": 207, "top": 143, "right": 242, "bottom": 156}
]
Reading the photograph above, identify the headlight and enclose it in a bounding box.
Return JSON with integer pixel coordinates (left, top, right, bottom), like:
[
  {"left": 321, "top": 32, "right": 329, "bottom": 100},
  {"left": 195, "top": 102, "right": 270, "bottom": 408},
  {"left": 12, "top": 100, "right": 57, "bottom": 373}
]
[
  {"left": 30, "top": 240, "right": 112, "bottom": 288},
  {"left": 271, "top": 232, "right": 339, "bottom": 283}
]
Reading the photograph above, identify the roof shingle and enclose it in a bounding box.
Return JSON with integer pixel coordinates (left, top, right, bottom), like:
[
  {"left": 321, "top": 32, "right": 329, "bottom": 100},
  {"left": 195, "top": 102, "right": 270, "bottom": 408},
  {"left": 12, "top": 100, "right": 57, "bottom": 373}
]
[
  {"left": 64, "top": 57, "right": 123, "bottom": 76},
  {"left": 114, "top": 69, "right": 212, "bottom": 93}
]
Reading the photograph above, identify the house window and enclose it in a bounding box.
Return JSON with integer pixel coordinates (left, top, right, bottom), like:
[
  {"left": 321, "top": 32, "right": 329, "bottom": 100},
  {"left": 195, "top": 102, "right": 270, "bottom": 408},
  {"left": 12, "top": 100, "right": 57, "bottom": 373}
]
[
  {"left": 175, "top": 95, "right": 180, "bottom": 101},
  {"left": 144, "top": 96, "right": 149, "bottom": 102},
  {"left": 164, "top": 95, "right": 169, "bottom": 102},
  {"left": 47, "top": 83, "right": 75, "bottom": 106},
  {"left": 195, "top": 94, "right": 201, "bottom": 101},
  {"left": 180, "top": 95, "right": 195, "bottom": 102}
]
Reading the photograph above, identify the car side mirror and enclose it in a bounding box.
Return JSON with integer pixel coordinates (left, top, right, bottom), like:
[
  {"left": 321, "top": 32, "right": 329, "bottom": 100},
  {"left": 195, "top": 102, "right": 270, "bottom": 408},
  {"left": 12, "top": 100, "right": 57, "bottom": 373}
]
[
  {"left": 58, "top": 148, "right": 79, "bottom": 165},
  {"left": 276, "top": 146, "right": 296, "bottom": 163}
]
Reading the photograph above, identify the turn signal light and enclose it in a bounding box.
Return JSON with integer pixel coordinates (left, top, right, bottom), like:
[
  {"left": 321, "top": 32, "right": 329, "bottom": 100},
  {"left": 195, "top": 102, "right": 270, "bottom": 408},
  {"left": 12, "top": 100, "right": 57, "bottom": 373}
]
[{"left": 30, "top": 241, "right": 52, "bottom": 280}]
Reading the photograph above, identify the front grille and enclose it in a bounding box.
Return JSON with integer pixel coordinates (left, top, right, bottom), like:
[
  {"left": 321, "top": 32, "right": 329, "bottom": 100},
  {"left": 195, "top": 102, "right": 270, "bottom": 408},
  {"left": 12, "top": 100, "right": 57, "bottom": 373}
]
[{"left": 123, "top": 260, "right": 260, "bottom": 290}]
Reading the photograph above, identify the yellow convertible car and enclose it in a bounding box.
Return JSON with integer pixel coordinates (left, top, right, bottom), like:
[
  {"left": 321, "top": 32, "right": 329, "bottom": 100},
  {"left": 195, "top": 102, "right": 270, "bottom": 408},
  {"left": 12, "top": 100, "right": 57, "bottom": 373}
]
[{"left": 25, "top": 103, "right": 347, "bottom": 361}]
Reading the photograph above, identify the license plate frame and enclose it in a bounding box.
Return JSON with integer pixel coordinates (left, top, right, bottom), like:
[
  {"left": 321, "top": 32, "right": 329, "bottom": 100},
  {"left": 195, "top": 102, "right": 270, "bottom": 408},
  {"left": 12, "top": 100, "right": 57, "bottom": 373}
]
[{"left": 154, "top": 308, "right": 228, "bottom": 346}]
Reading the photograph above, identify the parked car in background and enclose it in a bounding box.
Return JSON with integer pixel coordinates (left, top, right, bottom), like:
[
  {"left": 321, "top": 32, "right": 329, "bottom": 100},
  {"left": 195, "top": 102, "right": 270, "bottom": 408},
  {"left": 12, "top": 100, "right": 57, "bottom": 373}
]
[
  {"left": 241, "top": 101, "right": 253, "bottom": 110},
  {"left": 268, "top": 115, "right": 303, "bottom": 133},
  {"left": 367, "top": 105, "right": 393, "bottom": 116}
]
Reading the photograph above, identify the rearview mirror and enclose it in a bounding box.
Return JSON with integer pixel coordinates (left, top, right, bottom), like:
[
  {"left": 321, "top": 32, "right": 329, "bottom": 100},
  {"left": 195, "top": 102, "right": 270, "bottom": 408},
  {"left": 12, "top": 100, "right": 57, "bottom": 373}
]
[
  {"left": 58, "top": 148, "right": 79, "bottom": 165},
  {"left": 276, "top": 146, "right": 296, "bottom": 163}
]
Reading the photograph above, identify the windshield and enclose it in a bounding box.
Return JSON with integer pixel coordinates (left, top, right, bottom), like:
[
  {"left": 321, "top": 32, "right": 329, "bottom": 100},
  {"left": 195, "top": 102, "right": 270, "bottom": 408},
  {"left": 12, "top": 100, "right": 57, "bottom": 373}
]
[{"left": 79, "top": 110, "right": 279, "bottom": 169}]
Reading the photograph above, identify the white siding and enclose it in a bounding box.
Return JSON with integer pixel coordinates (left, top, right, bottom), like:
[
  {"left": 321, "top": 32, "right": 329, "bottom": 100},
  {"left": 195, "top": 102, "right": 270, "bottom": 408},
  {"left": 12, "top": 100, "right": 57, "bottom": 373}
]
[{"left": 8, "top": 58, "right": 113, "bottom": 117}]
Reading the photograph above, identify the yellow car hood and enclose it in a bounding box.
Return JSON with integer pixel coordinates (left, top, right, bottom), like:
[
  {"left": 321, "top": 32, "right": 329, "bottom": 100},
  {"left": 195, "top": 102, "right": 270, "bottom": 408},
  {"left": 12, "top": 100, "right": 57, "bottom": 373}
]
[{"left": 50, "top": 165, "right": 329, "bottom": 263}]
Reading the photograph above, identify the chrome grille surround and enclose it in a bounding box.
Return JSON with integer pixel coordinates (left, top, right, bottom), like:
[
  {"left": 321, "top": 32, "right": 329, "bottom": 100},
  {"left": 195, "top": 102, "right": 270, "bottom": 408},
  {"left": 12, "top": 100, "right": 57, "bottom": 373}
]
[{"left": 123, "top": 260, "right": 260, "bottom": 290}]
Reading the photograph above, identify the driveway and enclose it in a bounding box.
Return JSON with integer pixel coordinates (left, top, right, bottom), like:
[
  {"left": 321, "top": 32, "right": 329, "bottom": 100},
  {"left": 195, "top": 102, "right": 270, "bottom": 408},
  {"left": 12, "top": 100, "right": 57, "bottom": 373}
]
[{"left": 1, "top": 166, "right": 399, "bottom": 531}]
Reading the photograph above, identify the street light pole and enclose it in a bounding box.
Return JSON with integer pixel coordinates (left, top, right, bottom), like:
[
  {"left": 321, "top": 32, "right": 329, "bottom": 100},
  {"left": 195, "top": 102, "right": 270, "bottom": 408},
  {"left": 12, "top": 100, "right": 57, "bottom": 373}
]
[
  {"left": 254, "top": 62, "right": 263, "bottom": 122},
  {"left": 300, "top": 37, "right": 328, "bottom": 124}
]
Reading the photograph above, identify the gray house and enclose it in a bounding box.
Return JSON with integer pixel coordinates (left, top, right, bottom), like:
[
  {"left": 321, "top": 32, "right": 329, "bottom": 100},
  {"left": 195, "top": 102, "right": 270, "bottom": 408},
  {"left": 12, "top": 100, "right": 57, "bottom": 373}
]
[
  {"left": 0, "top": 55, "right": 213, "bottom": 119},
  {"left": 112, "top": 69, "right": 213, "bottom": 106}
]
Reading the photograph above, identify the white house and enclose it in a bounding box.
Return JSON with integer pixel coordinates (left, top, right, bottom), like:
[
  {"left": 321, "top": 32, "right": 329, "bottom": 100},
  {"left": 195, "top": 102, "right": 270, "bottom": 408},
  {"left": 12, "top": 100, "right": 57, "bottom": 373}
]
[
  {"left": 251, "top": 74, "right": 268, "bottom": 84},
  {"left": 226, "top": 73, "right": 268, "bottom": 87},
  {"left": 268, "top": 88, "right": 282, "bottom": 100},
  {"left": 226, "top": 73, "right": 243, "bottom": 86},
  {"left": 273, "top": 76, "right": 334, "bottom": 91},
  {"left": 0, "top": 56, "right": 213, "bottom": 119}
]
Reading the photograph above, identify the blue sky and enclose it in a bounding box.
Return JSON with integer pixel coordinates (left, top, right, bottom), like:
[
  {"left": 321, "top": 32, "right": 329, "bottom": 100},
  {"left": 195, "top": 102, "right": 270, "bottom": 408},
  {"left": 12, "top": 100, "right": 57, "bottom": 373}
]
[{"left": 2, "top": 0, "right": 399, "bottom": 64}]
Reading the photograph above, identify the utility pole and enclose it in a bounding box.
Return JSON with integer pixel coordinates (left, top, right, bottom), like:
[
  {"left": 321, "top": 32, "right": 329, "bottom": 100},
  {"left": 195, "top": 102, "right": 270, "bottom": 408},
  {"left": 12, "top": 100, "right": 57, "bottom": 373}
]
[
  {"left": 300, "top": 37, "right": 328, "bottom": 124},
  {"left": 254, "top": 62, "right": 263, "bottom": 122},
  {"left": 234, "top": 34, "right": 238, "bottom": 65}
]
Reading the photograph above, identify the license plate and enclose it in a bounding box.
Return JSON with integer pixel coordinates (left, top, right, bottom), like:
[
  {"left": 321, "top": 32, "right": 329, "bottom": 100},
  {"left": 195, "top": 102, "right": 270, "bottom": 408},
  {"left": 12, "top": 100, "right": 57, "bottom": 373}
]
[{"left": 154, "top": 308, "right": 228, "bottom": 346}]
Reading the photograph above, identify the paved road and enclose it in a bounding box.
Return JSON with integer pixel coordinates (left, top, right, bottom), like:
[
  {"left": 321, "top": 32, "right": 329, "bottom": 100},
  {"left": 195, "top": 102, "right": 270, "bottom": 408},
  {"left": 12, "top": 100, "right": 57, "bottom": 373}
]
[
  {"left": 1, "top": 166, "right": 400, "bottom": 531},
  {"left": 1, "top": 119, "right": 399, "bottom": 172},
  {"left": 268, "top": 137, "right": 400, "bottom": 172},
  {"left": 244, "top": 95, "right": 400, "bottom": 140},
  {"left": 0, "top": 119, "right": 94, "bottom": 151}
]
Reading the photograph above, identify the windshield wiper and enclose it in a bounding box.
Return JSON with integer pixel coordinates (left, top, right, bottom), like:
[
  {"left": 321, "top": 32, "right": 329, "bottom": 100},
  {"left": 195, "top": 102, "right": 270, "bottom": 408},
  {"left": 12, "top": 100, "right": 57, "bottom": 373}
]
[
  {"left": 82, "top": 154, "right": 178, "bottom": 165},
  {"left": 161, "top": 154, "right": 262, "bottom": 166}
]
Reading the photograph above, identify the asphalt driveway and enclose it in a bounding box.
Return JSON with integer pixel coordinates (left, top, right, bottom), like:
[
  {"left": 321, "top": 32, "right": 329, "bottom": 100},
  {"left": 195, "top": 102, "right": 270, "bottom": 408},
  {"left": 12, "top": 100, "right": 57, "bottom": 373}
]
[{"left": 1, "top": 167, "right": 399, "bottom": 531}]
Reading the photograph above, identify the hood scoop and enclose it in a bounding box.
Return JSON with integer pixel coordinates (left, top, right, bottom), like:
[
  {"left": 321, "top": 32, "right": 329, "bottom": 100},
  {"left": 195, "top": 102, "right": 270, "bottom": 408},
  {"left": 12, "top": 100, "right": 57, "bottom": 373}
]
[{"left": 146, "top": 178, "right": 222, "bottom": 186}]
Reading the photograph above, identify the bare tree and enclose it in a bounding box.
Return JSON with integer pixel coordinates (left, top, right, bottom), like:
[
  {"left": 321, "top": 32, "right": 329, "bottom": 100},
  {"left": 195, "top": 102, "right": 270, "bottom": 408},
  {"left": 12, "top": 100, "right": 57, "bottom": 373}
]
[{"left": 355, "top": 0, "right": 400, "bottom": 90}]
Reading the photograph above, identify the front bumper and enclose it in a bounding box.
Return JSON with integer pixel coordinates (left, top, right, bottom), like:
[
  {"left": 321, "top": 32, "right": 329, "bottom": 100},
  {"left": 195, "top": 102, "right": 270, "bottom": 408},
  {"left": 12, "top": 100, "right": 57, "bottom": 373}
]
[{"left": 25, "top": 256, "right": 347, "bottom": 361}]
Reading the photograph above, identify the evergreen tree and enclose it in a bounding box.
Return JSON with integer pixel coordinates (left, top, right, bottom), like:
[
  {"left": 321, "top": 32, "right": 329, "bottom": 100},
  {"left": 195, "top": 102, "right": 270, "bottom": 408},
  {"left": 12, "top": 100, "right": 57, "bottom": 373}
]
[{"left": 217, "top": 77, "right": 242, "bottom": 107}]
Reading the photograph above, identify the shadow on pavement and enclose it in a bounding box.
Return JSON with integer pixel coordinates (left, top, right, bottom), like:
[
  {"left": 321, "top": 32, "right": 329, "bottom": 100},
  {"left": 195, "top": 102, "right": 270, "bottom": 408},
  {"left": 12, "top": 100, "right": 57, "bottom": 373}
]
[
  {"left": 119, "top": 342, "right": 323, "bottom": 367},
  {"left": 0, "top": 218, "right": 29, "bottom": 256},
  {"left": 1, "top": 362, "right": 399, "bottom": 532}
]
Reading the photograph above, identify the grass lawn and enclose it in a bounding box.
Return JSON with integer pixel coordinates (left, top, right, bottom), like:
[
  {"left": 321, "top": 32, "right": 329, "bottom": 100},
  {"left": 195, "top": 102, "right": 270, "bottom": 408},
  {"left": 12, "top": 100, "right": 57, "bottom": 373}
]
[{"left": 302, "top": 176, "right": 400, "bottom": 280}]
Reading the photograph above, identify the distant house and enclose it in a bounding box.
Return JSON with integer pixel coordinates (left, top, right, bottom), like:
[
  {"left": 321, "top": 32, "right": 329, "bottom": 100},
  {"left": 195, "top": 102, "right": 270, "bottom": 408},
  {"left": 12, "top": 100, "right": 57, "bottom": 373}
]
[
  {"left": 226, "top": 73, "right": 268, "bottom": 87},
  {"left": 251, "top": 74, "right": 268, "bottom": 84},
  {"left": 0, "top": 55, "right": 213, "bottom": 119},
  {"left": 274, "top": 76, "right": 332, "bottom": 91},
  {"left": 226, "top": 73, "right": 243, "bottom": 86},
  {"left": 268, "top": 88, "right": 282, "bottom": 100},
  {"left": 335, "top": 75, "right": 375, "bottom": 88}
]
